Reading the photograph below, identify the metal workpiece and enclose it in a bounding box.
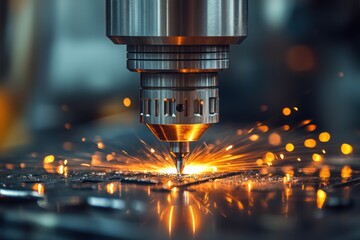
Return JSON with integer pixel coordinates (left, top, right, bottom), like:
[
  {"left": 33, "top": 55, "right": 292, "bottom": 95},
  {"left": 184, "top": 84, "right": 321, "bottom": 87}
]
[
  {"left": 106, "top": 0, "right": 248, "bottom": 173},
  {"left": 106, "top": 0, "right": 247, "bottom": 45}
]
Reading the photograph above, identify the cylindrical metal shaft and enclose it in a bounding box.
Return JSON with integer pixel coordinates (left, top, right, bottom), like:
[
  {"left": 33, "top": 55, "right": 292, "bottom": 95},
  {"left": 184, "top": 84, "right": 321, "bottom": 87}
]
[{"left": 106, "top": 0, "right": 247, "bottom": 173}]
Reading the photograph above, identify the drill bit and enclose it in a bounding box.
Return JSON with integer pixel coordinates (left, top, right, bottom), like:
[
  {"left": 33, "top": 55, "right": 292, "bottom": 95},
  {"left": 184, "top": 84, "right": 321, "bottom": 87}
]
[{"left": 170, "top": 142, "right": 190, "bottom": 174}]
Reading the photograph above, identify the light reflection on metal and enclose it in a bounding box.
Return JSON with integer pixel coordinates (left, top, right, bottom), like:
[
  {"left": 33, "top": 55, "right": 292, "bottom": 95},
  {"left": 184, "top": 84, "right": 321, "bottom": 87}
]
[
  {"left": 316, "top": 189, "right": 327, "bottom": 209},
  {"left": 341, "top": 165, "right": 352, "bottom": 179},
  {"left": 189, "top": 206, "right": 196, "bottom": 235},
  {"left": 168, "top": 206, "right": 174, "bottom": 236},
  {"left": 32, "top": 183, "right": 44, "bottom": 195}
]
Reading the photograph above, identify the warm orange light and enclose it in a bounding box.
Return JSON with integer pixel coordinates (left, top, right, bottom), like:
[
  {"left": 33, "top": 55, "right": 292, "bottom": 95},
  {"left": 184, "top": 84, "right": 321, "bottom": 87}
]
[
  {"left": 44, "top": 155, "right": 55, "bottom": 164},
  {"left": 341, "top": 165, "right": 352, "bottom": 179},
  {"left": 264, "top": 152, "right": 275, "bottom": 163},
  {"left": 341, "top": 143, "right": 353, "bottom": 155},
  {"left": 33, "top": 183, "right": 44, "bottom": 195},
  {"left": 285, "top": 143, "right": 294, "bottom": 152},
  {"left": 282, "top": 125, "right": 290, "bottom": 131},
  {"left": 225, "top": 145, "right": 233, "bottom": 151},
  {"left": 107, "top": 183, "right": 116, "bottom": 194},
  {"left": 255, "top": 159, "right": 263, "bottom": 166},
  {"left": 106, "top": 154, "right": 114, "bottom": 161},
  {"left": 306, "top": 124, "right": 317, "bottom": 132},
  {"left": 319, "top": 166, "right": 330, "bottom": 178},
  {"left": 257, "top": 125, "right": 269, "bottom": 133},
  {"left": 318, "top": 132, "right": 331, "bottom": 142},
  {"left": 123, "top": 97, "right": 132, "bottom": 107},
  {"left": 300, "top": 119, "right": 312, "bottom": 126},
  {"left": 304, "top": 139, "right": 316, "bottom": 148},
  {"left": 282, "top": 107, "right": 291, "bottom": 116},
  {"left": 317, "top": 189, "right": 327, "bottom": 209},
  {"left": 168, "top": 206, "right": 174, "bottom": 236},
  {"left": 236, "top": 129, "right": 243, "bottom": 135},
  {"left": 189, "top": 206, "right": 196, "bottom": 235},
  {"left": 269, "top": 133, "right": 281, "bottom": 146},
  {"left": 249, "top": 134, "right": 259, "bottom": 141},
  {"left": 97, "top": 142, "right": 105, "bottom": 149},
  {"left": 312, "top": 153, "right": 323, "bottom": 162}
]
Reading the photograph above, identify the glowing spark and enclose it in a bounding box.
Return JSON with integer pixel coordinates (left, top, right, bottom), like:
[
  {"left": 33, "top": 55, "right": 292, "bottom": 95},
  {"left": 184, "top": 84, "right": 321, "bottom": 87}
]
[
  {"left": 249, "top": 134, "right": 259, "bottom": 141},
  {"left": 264, "top": 152, "right": 275, "bottom": 163},
  {"left": 282, "top": 125, "right": 290, "bottom": 131},
  {"left": 306, "top": 124, "right": 317, "bottom": 132},
  {"left": 64, "top": 159, "right": 68, "bottom": 165},
  {"left": 317, "top": 190, "right": 327, "bottom": 209},
  {"left": 20, "top": 163, "right": 26, "bottom": 169},
  {"left": 150, "top": 148, "right": 156, "bottom": 153},
  {"left": 81, "top": 163, "right": 90, "bottom": 167},
  {"left": 123, "top": 97, "right": 132, "bottom": 107},
  {"left": 256, "top": 159, "right": 263, "bottom": 166},
  {"left": 44, "top": 155, "right": 55, "bottom": 164},
  {"left": 106, "top": 154, "right": 114, "bottom": 161},
  {"left": 82, "top": 137, "right": 86, "bottom": 142},
  {"left": 225, "top": 145, "right": 233, "bottom": 151},
  {"left": 304, "top": 139, "right": 316, "bottom": 148},
  {"left": 285, "top": 143, "right": 294, "bottom": 152},
  {"left": 318, "top": 132, "right": 331, "bottom": 142},
  {"left": 282, "top": 107, "right": 291, "bottom": 116},
  {"left": 297, "top": 158, "right": 301, "bottom": 161},
  {"left": 280, "top": 154, "right": 284, "bottom": 160},
  {"left": 257, "top": 125, "right": 269, "bottom": 133},
  {"left": 341, "top": 143, "right": 353, "bottom": 155},
  {"left": 300, "top": 119, "right": 312, "bottom": 126},
  {"left": 97, "top": 142, "right": 105, "bottom": 150},
  {"left": 312, "top": 153, "right": 323, "bottom": 162},
  {"left": 293, "top": 107, "right": 299, "bottom": 111}
]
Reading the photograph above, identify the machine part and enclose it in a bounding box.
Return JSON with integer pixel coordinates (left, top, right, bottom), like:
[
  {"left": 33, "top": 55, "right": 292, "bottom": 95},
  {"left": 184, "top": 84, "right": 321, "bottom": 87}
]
[{"left": 106, "top": 0, "right": 247, "bottom": 173}]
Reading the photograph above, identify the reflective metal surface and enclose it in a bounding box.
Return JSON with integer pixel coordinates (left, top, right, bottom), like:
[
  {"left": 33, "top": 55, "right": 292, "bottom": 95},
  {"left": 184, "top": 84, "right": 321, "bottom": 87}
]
[
  {"left": 107, "top": 0, "right": 247, "bottom": 45},
  {"left": 106, "top": 0, "right": 248, "bottom": 171}
]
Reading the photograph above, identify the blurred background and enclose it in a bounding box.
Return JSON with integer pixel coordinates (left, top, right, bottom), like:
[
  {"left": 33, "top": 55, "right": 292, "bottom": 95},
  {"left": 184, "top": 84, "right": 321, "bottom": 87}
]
[{"left": 1, "top": 0, "right": 360, "bottom": 153}]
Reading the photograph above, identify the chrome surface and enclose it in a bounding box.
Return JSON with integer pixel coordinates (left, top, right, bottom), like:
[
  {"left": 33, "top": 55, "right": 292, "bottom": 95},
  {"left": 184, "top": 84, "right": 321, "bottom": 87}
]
[
  {"left": 170, "top": 142, "right": 190, "bottom": 174},
  {"left": 107, "top": 0, "right": 247, "bottom": 45},
  {"left": 128, "top": 45, "right": 229, "bottom": 72},
  {"left": 106, "top": 0, "right": 248, "bottom": 168}
]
